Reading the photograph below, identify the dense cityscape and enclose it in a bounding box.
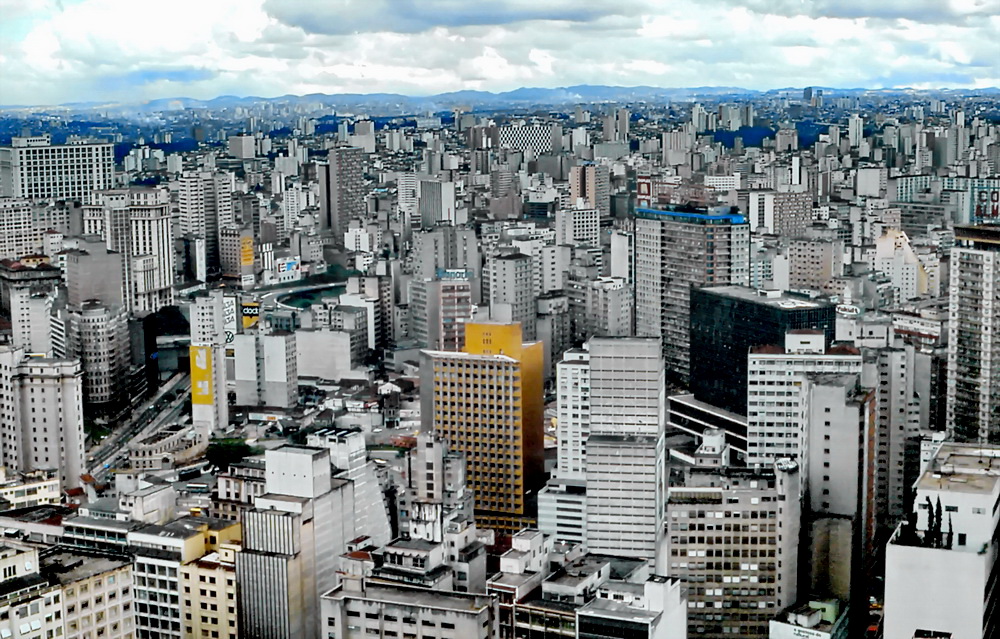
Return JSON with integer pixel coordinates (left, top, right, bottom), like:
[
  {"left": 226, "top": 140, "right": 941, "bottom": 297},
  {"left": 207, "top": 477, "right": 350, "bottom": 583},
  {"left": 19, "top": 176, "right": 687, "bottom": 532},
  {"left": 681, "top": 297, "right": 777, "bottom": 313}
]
[{"left": 0, "top": 5, "right": 999, "bottom": 639}]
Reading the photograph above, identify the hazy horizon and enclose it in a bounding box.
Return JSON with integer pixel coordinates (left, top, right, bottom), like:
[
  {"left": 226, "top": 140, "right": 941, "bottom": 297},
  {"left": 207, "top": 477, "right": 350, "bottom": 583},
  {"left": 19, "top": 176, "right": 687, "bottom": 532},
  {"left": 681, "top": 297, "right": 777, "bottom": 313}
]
[{"left": 1, "top": 0, "right": 998, "bottom": 106}]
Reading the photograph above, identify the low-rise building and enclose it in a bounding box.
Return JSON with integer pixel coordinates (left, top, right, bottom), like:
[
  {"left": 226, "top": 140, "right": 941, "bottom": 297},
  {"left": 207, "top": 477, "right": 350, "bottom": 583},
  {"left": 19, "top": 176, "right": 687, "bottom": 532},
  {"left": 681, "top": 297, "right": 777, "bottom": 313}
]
[
  {"left": 321, "top": 578, "right": 499, "bottom": 639},
  {"left": 0, "top": 468, "right": 61, "bottom": 511},
  {"left": 0, "top": 542, "right": 63, "bottom": 639}
]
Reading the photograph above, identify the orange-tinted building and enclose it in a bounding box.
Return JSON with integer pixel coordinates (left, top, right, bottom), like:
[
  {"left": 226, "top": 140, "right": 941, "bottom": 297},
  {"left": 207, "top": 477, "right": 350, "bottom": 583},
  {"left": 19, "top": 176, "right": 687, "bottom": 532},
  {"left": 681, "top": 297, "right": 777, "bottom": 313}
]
[{"left": 420, "top": 321, "right": 544, "bottom": 533}]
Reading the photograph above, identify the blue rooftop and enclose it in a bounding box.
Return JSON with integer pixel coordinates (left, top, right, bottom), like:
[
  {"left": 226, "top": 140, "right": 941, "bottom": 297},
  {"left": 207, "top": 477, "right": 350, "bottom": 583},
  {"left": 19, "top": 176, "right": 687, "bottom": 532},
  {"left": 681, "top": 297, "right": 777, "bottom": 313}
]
[{"left": 636, "top": 206, "right": 747, "bottom": 224}]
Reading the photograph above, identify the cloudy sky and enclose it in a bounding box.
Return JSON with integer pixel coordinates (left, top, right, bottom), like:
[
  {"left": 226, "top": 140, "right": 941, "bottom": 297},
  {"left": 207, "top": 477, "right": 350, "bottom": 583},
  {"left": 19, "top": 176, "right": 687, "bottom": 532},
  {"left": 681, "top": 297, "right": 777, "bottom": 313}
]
[{"left": 1, "top": 0, "right": 998, "bottom": 105}]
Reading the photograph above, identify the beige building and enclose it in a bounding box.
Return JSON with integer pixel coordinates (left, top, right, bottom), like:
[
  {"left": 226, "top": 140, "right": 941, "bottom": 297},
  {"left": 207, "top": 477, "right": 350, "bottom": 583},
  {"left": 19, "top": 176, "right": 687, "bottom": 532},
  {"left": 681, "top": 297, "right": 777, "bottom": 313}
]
[
  {"left": 321, "top": 578, "right": 499, "bottom": 639},
  {"left": 44, "top": 550, "right": 135, "bottom": 639},
  {"left": 181, "top": 543, "right": 240, "bottom": 639},
  {"left": 127, "top": 516, "right": 241, "bottom": 639},
  {"left": 0, "top": 542, "right": 63, "bottom": 639}
]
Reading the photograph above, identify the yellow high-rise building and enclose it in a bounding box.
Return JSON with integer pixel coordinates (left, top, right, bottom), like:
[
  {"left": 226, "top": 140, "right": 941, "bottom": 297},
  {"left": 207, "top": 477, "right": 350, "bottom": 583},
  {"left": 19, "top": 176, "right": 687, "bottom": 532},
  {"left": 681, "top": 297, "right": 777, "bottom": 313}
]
[{"left": 421, "top": 321, "right": 544, "bottom": 534}]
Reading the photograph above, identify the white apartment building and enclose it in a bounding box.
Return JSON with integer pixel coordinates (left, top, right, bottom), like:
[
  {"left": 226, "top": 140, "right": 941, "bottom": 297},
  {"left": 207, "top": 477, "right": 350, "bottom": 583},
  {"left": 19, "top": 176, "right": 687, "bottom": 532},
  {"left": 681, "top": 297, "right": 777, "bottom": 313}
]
[
  {"left": 746, "top": 331, "right": 863, "bottom": 469},
  {"left": 83, "top": 187, "right": 175, "bottom": 313},
  {"left": 231, "top": 330, "right": 297, "bottom": 409},
  {"left": 883, "top": 442, "right": 1000, "bottom": 639},
  {"left": 177, "top": 171, "right": 233, "bottom": 271},
  {"left": 321, "top": 579, "right": 499, "bottom": 639},
  {"left": 128, "top": 517, "right": 240, "bottom": 639},
  {"left": 0, "top": 199, "right": 40, "bottom": 259},
  {"left": 555, "top": 206, "right": 600, "bottom": 247},
  {"left": 0, "top": 135, "right": 114, "bottom": 201},
  {"left": 946, "top": 225, "right": 1000, "bottom": 443},
  {"left": 488, "top": 253, "right": 536, "bottom": 340},
  {"left": 581, "top": 277, "right": 633, "bottom": 340},
  {"left": 0, "top": 542, "right": 63, "bottom": 639},
  {"left": 307, "top": 427, "right": 392, "bottom": 548},
  {"left": 0, "top": 344, "right": 85, "bottom": 490},
  {"left": 555, "top": 348, "right": 590, "bottom": 480}
]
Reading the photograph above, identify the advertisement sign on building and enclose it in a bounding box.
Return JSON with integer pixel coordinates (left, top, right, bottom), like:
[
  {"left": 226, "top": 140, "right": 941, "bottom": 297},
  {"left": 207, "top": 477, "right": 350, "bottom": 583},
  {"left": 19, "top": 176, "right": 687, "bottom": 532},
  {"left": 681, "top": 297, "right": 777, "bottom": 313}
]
[
  {"left": 240, "top": 235, "right": 254, "bottom": 267},
  {"left": 241, "top": 302, "right": 261, "bottom": 329},
  {"left": 973, "top": 186, "right": 1000, "bottom": 223},
  {"left": 222, "top": 296, "right": 238, "bottom": 334},
  {"left": 190, "top": 345, "right": 214, "bottom": 406}
]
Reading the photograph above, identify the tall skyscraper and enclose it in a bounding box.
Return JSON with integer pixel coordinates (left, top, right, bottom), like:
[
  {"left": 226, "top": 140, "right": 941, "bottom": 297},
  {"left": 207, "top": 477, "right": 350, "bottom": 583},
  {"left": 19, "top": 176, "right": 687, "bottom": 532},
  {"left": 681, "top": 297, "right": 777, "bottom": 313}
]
[
  {"left": 420, "top": 321, "right": 544, "bottom": 533},
  {"left": 689, "top": 286, "right": 835, "bottom": 415},
  {"left": 585, "top": 336, "right": 666, "bottom": 561},
  {"left": 237, "top": 446, "right": 358, "bottom": 639},
  {"left": 318, "top": 146, "right": 365, "bottom": 242},
  {"left": 537, "top": 347, "right": 590, "bottom": 546},
  {"left": 848, "top": 113, "right": 864, "bottom": 148},
  {"left": 418, "top": 178, "right": 457, "bottom": 228},
  {"left": 0, "top": 343, "right": 85, "bottom": 490},
  {"left": 946, "top": 225, "right": 1000, "bottom": 442},
  {"left": 55, "top": 242, "right": 131, "bottom": 418},
  {"left": 0, "top": 135, "right": 114, "bottom": 200},
  {"left": 412, "top": 226, "right": 481, "bottom": 303},
  {"left": 409, "top": 269, "right": 474, "bottom": 351},
  {"left": 635, "top": 205, "right": 750, "bottom": 385},
  {"left": 83, "top": 187, "right": 175, "bottom": 313},
  {"left": 570, "top": 163, "right": 611, "bottom": 217},
  {"left": 178, "top": 171, "right": 233, "bottom": 274},
  {"left": 189, "top": 290, "right": 230, "bottom": 435}
]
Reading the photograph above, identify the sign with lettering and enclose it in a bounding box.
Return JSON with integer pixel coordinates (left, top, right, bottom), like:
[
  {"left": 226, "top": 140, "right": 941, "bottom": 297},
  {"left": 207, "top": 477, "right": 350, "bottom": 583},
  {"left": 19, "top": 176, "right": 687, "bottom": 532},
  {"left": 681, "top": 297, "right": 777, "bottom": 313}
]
[
  {"left": 973, "top": 186, "right": 1000, "bottom": 223},
  {"left": 242, "top": 302, "right": 260, "bottom": 329}
]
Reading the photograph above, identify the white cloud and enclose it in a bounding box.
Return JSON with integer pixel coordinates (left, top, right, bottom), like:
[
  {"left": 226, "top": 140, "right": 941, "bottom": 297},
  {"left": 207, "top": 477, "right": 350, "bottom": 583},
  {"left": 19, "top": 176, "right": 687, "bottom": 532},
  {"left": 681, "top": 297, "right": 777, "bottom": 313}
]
[{"left": 0, "top": 0, "right": 997, "bottom": 105}]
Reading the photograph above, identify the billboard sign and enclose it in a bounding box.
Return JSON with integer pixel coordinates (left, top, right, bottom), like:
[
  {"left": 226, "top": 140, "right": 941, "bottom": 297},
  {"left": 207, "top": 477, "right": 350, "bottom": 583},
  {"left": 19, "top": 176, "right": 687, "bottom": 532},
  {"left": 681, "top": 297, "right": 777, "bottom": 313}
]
[
  {"left": 242, "top": 302, "right": 260, "bottom": 329},
  {"left": 190, "top": 345, "right": 214, "bottom": 406},
  {"left": 240, "top": 235, "right": 255, "bottom": 267},
  {"left": 973, "top": 186, "right": 1000, "bottom": 224},
  {"left": 222, "top": 296, "right": 238, "bottom": 334}
]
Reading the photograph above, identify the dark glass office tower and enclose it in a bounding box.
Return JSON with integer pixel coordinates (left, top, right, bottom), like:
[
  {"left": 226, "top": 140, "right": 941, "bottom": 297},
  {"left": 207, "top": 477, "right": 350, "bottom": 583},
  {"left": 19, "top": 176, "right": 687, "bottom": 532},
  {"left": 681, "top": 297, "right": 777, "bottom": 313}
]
[{"left": 690, "top": 286, "right": 836, "bottom": 415}]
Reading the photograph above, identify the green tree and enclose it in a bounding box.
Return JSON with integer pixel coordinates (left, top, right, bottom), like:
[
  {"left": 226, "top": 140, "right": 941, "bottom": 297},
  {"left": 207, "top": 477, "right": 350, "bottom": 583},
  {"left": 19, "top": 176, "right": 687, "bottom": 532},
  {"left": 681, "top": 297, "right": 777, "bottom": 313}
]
[{"left": 206, "top": 439, "right": 262, "bottom": 472}]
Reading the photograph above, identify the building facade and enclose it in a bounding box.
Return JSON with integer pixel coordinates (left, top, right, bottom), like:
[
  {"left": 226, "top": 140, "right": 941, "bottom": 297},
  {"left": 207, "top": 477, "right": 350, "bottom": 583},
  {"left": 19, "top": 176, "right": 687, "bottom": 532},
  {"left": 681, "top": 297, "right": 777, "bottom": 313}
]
[
  {"left": 635, "top": 206, "right": 750, "bottom": 385},
  {"left": 421, "top": 322, "right": 544, "bottom": 533}
]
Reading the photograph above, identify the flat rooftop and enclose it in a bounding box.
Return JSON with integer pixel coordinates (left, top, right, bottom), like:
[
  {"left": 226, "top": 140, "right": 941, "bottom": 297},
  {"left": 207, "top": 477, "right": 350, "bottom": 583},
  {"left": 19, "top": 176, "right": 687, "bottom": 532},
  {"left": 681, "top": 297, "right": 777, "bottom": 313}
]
[
  {"left": 326, "top": 582, "right": 493, "bottom": 612},
  {"left": 43, "top": 551, "right": 130, "bottom": 584},
  {"left": 917, "top": 442, "right": 1000, "bottom": 496},
  {"left": 578, "top": 597, "right": 660, "bottom": 623},
  {"left": 698, "top": 285, "right": 830, "bottom": 309}
]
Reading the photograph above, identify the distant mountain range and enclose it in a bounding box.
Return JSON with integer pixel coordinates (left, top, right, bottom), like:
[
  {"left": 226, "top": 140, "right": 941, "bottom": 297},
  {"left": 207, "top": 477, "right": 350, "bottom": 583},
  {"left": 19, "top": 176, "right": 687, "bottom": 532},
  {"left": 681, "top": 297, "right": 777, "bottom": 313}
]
[{"left": 4, "top": 84, "right": 999, "bottom": 113}]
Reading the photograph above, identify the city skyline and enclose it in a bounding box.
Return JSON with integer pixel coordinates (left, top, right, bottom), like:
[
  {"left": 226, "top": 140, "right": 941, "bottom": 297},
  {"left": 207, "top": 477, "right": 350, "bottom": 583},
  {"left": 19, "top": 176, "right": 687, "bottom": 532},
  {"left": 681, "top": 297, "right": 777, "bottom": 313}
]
[{"left": 1, "top": 0, "right": 998, "bottom": 106}]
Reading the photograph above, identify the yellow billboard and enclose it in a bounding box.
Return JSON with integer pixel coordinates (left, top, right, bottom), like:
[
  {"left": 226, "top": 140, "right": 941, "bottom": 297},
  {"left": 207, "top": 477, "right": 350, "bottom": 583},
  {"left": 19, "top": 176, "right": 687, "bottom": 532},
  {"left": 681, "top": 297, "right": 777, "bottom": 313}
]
[
  {"left": 241, "top": 302, "right": 260, "bottom": 329},
  {"left": 190, "top": 345, "right": 214, "bottom": 405},
  {"left": 240, "top": 235, "right": 254, "bottom": 267}
]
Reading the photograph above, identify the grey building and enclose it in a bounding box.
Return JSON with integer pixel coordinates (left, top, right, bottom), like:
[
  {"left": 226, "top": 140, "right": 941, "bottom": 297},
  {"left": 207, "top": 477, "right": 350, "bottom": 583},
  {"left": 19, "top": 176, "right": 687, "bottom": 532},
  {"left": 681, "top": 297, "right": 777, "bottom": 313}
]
[
  {"left": 319, "top": 147, "right": 365, "bottom": 243},
  {"left": 634, "top": 206, "right": 750, "bottom": 386},
  {"left": 237, "top": 446, "right": 357, "bottom": 639}
]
